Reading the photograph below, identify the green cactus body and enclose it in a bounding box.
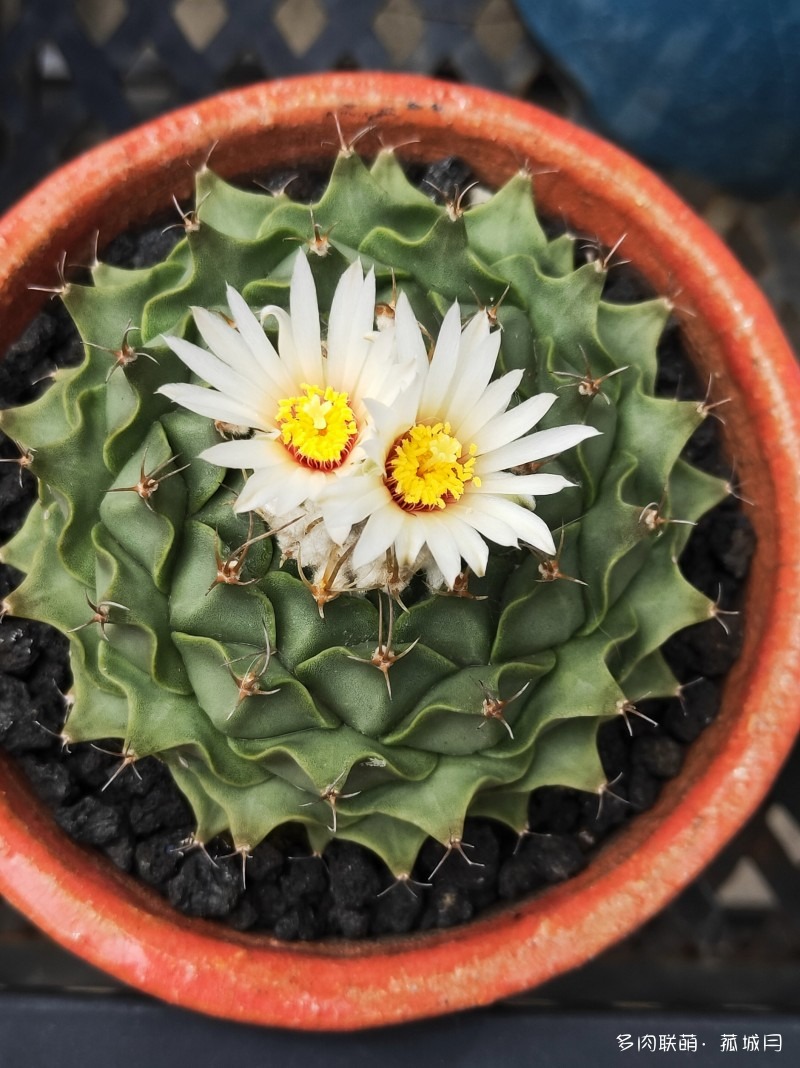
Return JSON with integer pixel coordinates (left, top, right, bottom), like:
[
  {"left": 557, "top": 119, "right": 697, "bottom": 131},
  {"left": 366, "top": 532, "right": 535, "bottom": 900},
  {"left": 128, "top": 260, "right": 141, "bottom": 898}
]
[{"left": 2, "top": 151, "right": 728, "bottom": 879}]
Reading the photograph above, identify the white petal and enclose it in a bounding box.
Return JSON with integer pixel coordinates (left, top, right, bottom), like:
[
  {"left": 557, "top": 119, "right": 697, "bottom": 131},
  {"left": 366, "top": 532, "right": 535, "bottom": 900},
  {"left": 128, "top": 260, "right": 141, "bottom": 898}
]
[
  {"left": 444, "top": 327, "right": 501, "bottom": 429},
  {"left": 478, "top": 424, "right": 601, "bottom": 474},
  {"left": 225, "top": 285, "right": 296, "bottom": 396},
  {"left": 472, "top": 393, "right": 557, "bottom": 454},
  {"left": 363, "top": 392, "right": 421, "bottom": 455},
  {"left": 260, "top": 306, "right": 300, "bottom": 382},
  {"left": 327, "top": 261, "right": 376, "bottom": 392},
  {"left": 455, "top": 369, "right": 524, "bottom": 443},
  {"left": 350, "top": 329, "right": 410, "bottom": 413},
  {"left": 394, "top": 516, "right": 427, "bottom": 569},
  {"left": 289, "top": 252, "right": 324, "bottom": 383},
  {"left": 192, "top": 307, "right": 266, "bottom": 390},
  {"left": 352, "top": 504, "right": 406, "bottom": 571},
  {"left": 231, "top": 457, "right": 296, "bottom": 511},
  {"left": 419, "top": 302, "right": 462, "bottom": 421},
  {"left": 395, "top": 292, "right": 429, "bottom": 380},
  {"left": 472, "top": 473, "right": 576, "bottom": 496},
  {"left": 468, "top": 495, "right": 556, "bottom": 555},
  {"left": 163, "top": 334, "right": 260, "bottom": 403},
  {"left": 457, "top": 503, "right": 520, "bottom": 547},
  {"left": 235, "top": 463, "right": 323, "bottom": 514},
  {"left": 360, "top": 428, "right": 390, "bottom": 466},
  {"left": 459, "top": 310, "right": 490, "bottom": 357},
  {"left": 158, "top": 382, "right": 267, "bottom": 430},
  {"left": 327, "top": 260, "right": 364, "bottom": 366},
  {"left": 418, "top": 518, "right": 462, "bottom": 589},
  {"left": 200, "top": 435, "right": 286, "bottom": 471},
  {"left": 438, "top": 512, "right": 490, "bottom": 577},
  {"left": 513, "top": 510, "right": 556, "bottom": 555},
  {"left": 321, "top": 476, "right": 391, "bottom": 533}
]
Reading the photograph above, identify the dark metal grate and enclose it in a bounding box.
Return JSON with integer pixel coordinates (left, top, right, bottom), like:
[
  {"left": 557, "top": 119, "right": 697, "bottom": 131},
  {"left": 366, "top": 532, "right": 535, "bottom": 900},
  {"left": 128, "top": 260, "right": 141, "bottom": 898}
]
[
  {"left": 1, "top": 0, "right": 800, "bottom": 1019},
  {"left": 0, "top": 0, "right": 574, "bottom": 211}
]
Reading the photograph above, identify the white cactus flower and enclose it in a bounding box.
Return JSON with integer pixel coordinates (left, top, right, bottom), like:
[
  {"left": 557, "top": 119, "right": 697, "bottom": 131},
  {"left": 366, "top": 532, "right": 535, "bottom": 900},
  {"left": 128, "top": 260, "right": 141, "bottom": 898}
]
[
  {"left": 320, "top": 294, "right": 601, "bottom": 590},
  {"left": 158, "top": 253, "right": 408, "bottom": 519}
]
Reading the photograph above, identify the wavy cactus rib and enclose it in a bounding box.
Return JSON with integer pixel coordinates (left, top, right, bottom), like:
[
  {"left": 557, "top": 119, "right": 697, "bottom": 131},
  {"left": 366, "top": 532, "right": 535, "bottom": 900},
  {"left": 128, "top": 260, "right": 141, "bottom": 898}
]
[{"left": 2, "top": 151, "right": 728, "bottom": 879}]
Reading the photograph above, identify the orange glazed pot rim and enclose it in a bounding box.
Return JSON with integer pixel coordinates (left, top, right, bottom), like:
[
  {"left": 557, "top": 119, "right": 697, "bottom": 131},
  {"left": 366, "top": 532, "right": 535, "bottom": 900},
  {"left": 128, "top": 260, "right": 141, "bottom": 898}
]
[{"left": 1, "top": 73, "right": 799, "bottom": 1030}]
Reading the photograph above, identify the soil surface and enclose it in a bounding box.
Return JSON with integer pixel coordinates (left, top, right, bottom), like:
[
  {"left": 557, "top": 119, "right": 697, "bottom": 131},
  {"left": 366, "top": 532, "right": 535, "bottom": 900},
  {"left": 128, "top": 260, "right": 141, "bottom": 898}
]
[{"left": 0, "top": 160, "right": 754, "bottom": 940}]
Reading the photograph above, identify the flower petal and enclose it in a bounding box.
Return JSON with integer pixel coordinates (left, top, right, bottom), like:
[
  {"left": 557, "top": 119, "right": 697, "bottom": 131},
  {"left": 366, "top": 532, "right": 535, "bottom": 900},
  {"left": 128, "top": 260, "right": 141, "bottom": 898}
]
[
  {"left": 192, "top": 306, "right": 268, "bottom": 391},
  {"left": 363, "top": 392, "right": 422, "bottom": 457},
  {"left": 472, "top": 393, "right": 558, "bottom": 454},
  {"left": 466, "top": 495, "right": 556, "bottom": 555},
  {"left": 158, "top": 382, "right": 268, "bottom": 430},
  {"left": 163, "top": 334, "right": 261, "bottom": 404},
  {"left": 459, "top": 309, "right": 490, "bottom": 356},
  {"left": 259, "top": 305, "right": 301, "bottom": 382},
  {"left": 418, "top": 516, "right": 463, "bottom": 588},
  {"left": 419, "top": 302, "right": 462, "bottom": 421},
  {"left": 349, "top": 328, "right": 412, "bottom": 416},
  {"left": 456, "top": 503, "right": 520, "bottom": 547},
  {"left": 394, "top": 516, "right": 427, "bottom": 570},
  {"left": 234, "top": 462, "right": 324, "bottom": 514},
  {"left": 444, "top": 325, "right": 501, "bottom": 429},
  {"left": 436, "top": 511, "right": 490, "bottom": 577},
  {"left": 478, "top": 424, "right": 601, "bottom": 474},
  {"left": 352, "top": 504, "right": 406, "bottom": 571},
  {"left": 327, "top": 261, "right": 376, "bottom": 392},
  {"left": 394, "top": 292, "right": 429, "bottom": 381},
  {"left": 225, "top": 285, "right": 296, "bottom": 396},
  {"left": 471, "top": 472, "right": 576, "bottom": 496},
  {"left": 454, "top": 369, "right": 524, "bottom": 443},
  {"left": 200, "top": 435, "right": 287, "bottom": 471},
  {"left": 320, "top": 475, "right": 391, "bottom": 540},
  {"left": 289, "top": 252, "right": 324, "bottom": 383}
]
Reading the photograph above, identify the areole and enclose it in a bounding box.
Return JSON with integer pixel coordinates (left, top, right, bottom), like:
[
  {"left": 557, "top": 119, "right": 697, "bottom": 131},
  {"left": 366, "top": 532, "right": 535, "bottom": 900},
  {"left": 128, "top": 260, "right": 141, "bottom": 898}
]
[{"left": 0, "top": 72, "right": 798, "bottom": 1030}]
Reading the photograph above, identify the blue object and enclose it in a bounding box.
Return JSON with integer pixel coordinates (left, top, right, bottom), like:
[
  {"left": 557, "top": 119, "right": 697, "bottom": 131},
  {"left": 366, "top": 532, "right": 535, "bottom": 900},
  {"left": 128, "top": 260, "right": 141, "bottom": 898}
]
[{"left": 515, "top": 0, "right": 800, "bottom": 196}]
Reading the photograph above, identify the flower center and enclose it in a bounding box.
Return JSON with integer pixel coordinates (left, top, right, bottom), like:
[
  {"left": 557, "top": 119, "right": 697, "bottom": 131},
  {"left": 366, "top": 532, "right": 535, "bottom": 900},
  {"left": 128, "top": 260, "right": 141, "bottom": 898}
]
[
  {"left": 386, "top": 421, "right": 480, "bottom": 510},
  {"left": 275, "top": 383, "right": 358, "bottom": 470}
]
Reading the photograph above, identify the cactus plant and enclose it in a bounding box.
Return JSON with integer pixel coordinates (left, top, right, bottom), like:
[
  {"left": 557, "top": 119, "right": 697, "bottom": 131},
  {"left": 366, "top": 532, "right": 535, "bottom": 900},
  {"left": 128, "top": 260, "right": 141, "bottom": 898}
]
[{"left": 1, "top": 146, "right": 728, "bottom": 884}]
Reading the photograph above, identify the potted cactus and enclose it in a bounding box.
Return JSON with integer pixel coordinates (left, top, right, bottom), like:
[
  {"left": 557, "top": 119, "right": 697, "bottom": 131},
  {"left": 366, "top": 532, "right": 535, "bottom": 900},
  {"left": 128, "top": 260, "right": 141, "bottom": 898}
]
[{"left": 0, "top": 73, "right": 798, "bottom": 1029}]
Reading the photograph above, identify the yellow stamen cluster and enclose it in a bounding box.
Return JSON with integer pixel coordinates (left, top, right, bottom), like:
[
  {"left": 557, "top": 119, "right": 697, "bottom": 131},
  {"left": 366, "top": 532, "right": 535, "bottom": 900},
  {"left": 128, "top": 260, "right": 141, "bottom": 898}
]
[
  {"left": 388, "top": 422, "right": 479, "bottom": 509},
  {"left": 276, "top": 383, "right": 357, "bottom": 469}
]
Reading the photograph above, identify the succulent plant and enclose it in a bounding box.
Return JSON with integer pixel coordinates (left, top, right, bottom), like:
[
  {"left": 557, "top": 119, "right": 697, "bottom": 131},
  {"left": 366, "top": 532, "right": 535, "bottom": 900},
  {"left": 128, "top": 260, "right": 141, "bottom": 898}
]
[{"left": 1, "top": 147, "right": 729, "bottom": 882}]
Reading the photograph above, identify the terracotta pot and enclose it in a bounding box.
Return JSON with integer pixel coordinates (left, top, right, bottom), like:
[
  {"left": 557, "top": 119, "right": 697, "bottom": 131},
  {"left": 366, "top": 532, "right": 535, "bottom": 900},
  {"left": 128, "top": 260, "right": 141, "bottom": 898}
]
[{"left": 0, "top": 72, "right": 798, "bottom": 1030}]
